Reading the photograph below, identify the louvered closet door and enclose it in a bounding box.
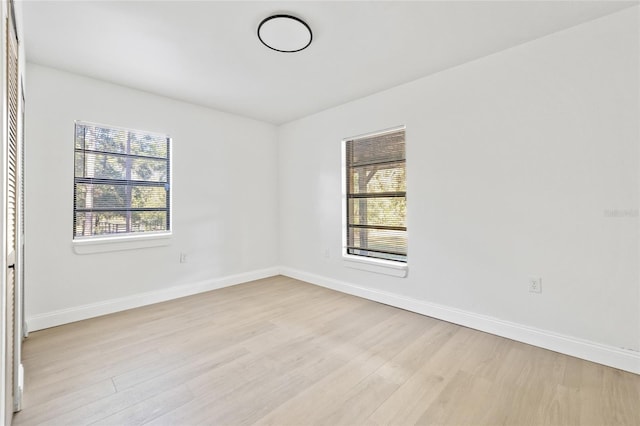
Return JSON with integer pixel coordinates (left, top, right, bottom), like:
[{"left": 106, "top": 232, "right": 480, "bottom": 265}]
[{"left": 5, "top": 5, "right": 18, "bottom": 424}]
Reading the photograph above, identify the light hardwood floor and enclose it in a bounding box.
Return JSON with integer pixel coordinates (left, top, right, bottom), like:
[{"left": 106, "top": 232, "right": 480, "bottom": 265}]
[{"left": 13, "top": 276, "right": 640, "bottom": 425}]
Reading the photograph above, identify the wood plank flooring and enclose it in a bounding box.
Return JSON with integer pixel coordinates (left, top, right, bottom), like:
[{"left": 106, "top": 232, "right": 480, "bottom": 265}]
[{"left": 13, "top": 275, "right": 640, "bottom": 425}]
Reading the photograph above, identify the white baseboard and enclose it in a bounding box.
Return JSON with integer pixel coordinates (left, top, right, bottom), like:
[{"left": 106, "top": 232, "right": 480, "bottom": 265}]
[
  {"left": 280, "top": 267, "right": 640, "bottom": 375},
  {"left": 26, "top": 267, "right": 280, "bottom": 332},
  {"left": 25, "top": 265, "right": 640, "bottom": 375}
]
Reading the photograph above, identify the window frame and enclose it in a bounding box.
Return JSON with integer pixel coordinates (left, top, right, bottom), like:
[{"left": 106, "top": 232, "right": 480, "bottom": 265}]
[
  {"left": 72, "top": 121, "right": 172, "bottom": 252},
  {"left": 341, "top": 125, "right": 408, "bottom": 277}
]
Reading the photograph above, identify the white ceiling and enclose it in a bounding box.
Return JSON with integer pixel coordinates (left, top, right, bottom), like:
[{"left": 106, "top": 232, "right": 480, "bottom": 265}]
[{"left": 22, "top": 1, "right": 637, "bottom": 124}]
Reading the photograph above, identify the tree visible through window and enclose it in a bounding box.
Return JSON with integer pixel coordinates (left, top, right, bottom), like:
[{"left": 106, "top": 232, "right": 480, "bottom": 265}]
[
  {"left": 73, "top": 122, "right": 171, "bottom": 239},
  {"left": 345, "top": 127, "right": 406, "bottom": 262}
]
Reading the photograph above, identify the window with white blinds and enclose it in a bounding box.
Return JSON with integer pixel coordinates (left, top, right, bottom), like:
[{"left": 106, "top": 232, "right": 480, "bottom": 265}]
[
  {"left": 73, "top": 122, "right": 171, "bottom": 239},
  {"left": 344, "top": 127, "right": 407, "bottom": 263}
]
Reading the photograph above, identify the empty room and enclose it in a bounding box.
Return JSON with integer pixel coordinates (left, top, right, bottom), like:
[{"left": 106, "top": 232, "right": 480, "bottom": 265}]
[{"left": 0, "top": 0, "right": 638, "bottom": 425}]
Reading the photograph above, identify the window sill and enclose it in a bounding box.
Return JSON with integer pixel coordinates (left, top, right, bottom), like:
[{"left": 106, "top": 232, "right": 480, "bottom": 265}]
[
  {"left": 342, "top": 255, "right": 408, "bottom": 278},
  {"left": 72, "top": 232, "right": 171, "bottom": 254}
]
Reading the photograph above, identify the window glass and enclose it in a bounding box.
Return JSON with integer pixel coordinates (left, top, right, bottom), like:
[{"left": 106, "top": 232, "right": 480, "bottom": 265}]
[
  {"left": 73, "top": 122, "right": 171, "bottom": 239},
  {"left": 345, "top": 128, "right": 406, "bottom": 262}
]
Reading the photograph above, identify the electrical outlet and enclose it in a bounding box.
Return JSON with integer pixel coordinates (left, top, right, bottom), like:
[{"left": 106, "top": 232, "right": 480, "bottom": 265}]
[
  {"left": 529, "top": 277, "right": 542, "bottom": 294},
  {"left": 180, "top": 252, "right": 188, "bottom": 263}
]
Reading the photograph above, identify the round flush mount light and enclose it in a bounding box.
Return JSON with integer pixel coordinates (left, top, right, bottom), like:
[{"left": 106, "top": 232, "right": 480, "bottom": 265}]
[{"left": 257, "top": 14, "right": 312, "bottom": 53}]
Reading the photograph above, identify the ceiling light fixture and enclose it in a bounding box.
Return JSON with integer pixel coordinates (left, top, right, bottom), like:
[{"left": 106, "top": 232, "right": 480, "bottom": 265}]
[{"left": 257, "top": 14, "right": 312, "bottom": 53}]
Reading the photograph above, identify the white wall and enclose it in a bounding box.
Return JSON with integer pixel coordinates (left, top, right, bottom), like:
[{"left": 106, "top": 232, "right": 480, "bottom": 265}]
[
  {"left": 278, "top": 6, "right": 640, "bottom": 359},
  {"left": 25, "top": 63, "right": 279, "bottom": 327}
]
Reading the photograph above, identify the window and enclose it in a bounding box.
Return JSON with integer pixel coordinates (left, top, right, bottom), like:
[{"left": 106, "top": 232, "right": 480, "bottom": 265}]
[
  {"left": 73, "top": 122, "right": 171, "bottom": 239},
  {"left": 344, "top": 127, "right": 407, "bottom": 263}
]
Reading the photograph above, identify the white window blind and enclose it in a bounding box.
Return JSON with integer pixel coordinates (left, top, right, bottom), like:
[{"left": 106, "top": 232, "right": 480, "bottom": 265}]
[
  {"left": 73, "top": 122, "right": 171, "bottom": 239},
  {"left": 345, "top": 127, "right": 407, "bottom": 262}
]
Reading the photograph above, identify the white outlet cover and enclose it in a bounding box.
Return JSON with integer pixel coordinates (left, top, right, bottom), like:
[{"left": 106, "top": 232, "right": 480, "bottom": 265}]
[{"left": 529, "top": 278, "right": 542, "bottom": 293}]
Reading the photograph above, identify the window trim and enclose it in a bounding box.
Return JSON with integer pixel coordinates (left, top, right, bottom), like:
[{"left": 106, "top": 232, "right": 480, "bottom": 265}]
[
  {"left": 72, "top": 121, "right": 173, "bottom": 248},
  {"left": 341, "top": 125, "right": 408, "bottom": 276},
  {"left": 72, "top": 231, "right": 171, "bottom": 254},
  {"left": 342, "top": 254, "right": 408, "bottom": 277}
]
